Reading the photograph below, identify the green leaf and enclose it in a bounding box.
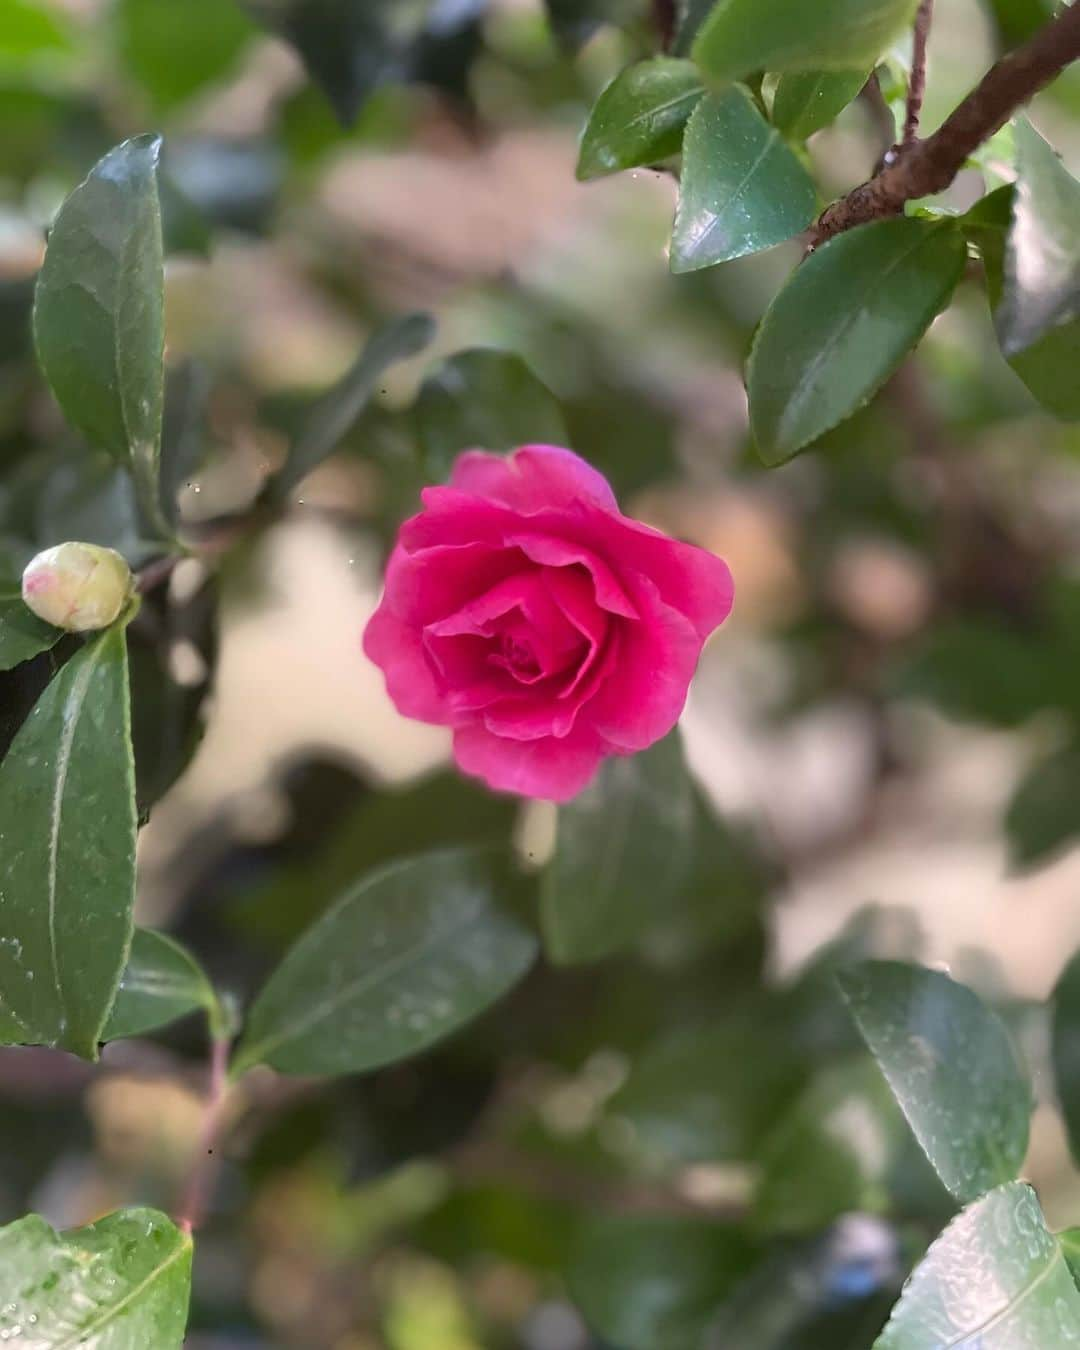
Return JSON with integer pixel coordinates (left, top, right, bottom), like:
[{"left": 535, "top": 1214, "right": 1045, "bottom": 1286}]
[
  {"left": 568, "top": 1214, "right": 760, "bottom": 1350},
  {"left": 232, "top": 847, "right": 538, "bottom": 1077},
  {"left": 838, "top": 961, "right": 1031, "bottom": 1203},
  {"left": 748, "top": 217, "right": 966, "bottom": 464},
  {"left": 693, "top": 0, "right": 919, "bottom": 83},
  {"left": 998, "top": 119, "right": 1080, "bottom": 358},
  {"left": 0, "top": 627, "right": 137, "bottom": 1059},
  {"left": 103, "top": 928, "right": 216, "bottom": 1041},
  {"left": 576, "top": 58, "right": 703, "bottom": 180},
  {"left": 671, "top": 87, "right": 817, "bottom": 272},
  {"left": 270, "top": 313, "right": 435, "bottom": 500},
  {"left": 33, "top": 136, "right": 165, "bottom": 512},
  {"left": 754, "top": 1058, "right": 911, "bottom": 1234},
  {"left": 611, "top": 1022, "right": 803, "bottom": 1166},
  {"left": 0, "top": 584, "right": 60, "bottom": 672},
  {"left": 1052, "top": 949, "right": 1080, "bottom": 1169},
  {"left": 873, "top": 1182, "right": 1080, "bottom": 1348},
  {"left": 1005, "top": 744, "right": 1080, "bottom": 870},
  {"left": 415, "top": 348, "right": 568, "bottom": 483},
  {"left": 0, "top": 0, "right": 72, "bottom": 58},
  {"left": 117, "top": 0, "right": 257, "bottom": 112},
  {"left": 540, "top": 732, "right": 695, "bottom": 965},
  {"left": 0, "top": 1207, "right": 192, "bottom": 1348},
  {"left": 1060, "top": 1226, "right": 1080, "bottom": 1285},
  {"left": 772, "top": 69, "right": 869, "bottom": 140}
]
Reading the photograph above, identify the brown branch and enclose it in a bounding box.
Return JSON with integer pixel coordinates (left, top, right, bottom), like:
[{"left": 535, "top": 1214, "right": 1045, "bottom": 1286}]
[
  {"left": 653, "top": 0, "right": 677, "bottom": 51},
  {"left": 903, "top": 0, "right": 935, "bottom": 146},
  {"left": 812, "top": 0, "right": 1080, "bottom": 245}
]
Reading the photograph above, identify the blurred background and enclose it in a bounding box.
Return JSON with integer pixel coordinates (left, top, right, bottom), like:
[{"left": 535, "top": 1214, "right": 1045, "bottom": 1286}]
[{"left": 4, "top": 0, "right": 1080, "bottom": 1345}]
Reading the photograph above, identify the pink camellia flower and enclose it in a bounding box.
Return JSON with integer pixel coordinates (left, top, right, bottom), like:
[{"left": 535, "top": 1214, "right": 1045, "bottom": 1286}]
[{"left": 363, "top": 445, "right": 733, "bottom": 801}]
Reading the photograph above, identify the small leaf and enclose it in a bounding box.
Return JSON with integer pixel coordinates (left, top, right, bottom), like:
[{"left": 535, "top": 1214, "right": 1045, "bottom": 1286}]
[
  {"left": 998, "top": 119, "right": 1080, "bottom": 357},
  {"left": 0, "top": 626, "right": 137, "bottom": 1059},
  {"left": 838, "top": 961, "right": 1031, "bottom": 1203},
  {"left": 0, "top": 1207, "right": 192, "bottom": 1348},
  {"left": 1006, "top": 744, "right": 1080, "bottom": 870},
  {"left": 873, "top": 1182, "right": 1080, "bottom": 1348},
  {"left": 33, "top": 136, "right": 165, "bottom": 493},
  {"left": 270, "top": 313, "right": 435, "bottom": 499},
  {"left": 540, "top": 732, "right": 695, "bottom": 965},
  {"left": 0, "top": 0, "right": 72, "bottom": 58},
  {"left": 671, "top": 87, "right": 817, "bottom": 272},
  {"left": 576, "top": 58, "right": 703, "bottom": 180},
  {"left": 232, "top": 847, "right": 538, "bottom": 1077},
  {"left": 569, "top": 1214, "right": 760, "bottom": 1350},
  {"left": 748, "top": 217, "right": 966, "bottom": 463},
  {"left": 772, "top": 69, "right": 870, "bottom": 141},
  {"left": 103, "top": 928, "right": 216, "bottom": 1041},
  {"left": 0, "top": 584, "right": 60, "bottom": 672},
  {"left": 1052, "top": 950, "right": 1080, "bottom": 1169},
  {"left": 415, "top": 348, "right": 568, "bottom": 483},
  {"left": 693, "top": 0, "right": 918, "bottom": 83},
  {"left": 118, "top": 0, "right": 256, "bottom": 112}
]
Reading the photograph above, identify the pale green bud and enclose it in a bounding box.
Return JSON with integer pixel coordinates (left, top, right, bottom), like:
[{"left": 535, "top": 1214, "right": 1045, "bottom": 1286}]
[{"left": 21, "top": 543, "right": 134, "bottom": 633}]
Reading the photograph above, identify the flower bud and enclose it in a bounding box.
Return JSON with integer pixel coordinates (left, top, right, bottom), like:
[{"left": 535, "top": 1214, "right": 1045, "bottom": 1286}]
[{"left": 21, "top": 543, "right": 134, "bottom": 633}]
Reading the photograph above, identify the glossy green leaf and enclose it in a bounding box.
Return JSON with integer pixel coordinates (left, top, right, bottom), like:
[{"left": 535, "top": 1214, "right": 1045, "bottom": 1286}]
[
  {"left": 671, "top": 87, "right": 816, "bottom": 272},
  {"left": 414, "top": 348, "right": 568, "bottom": 483},
  {"left": 270, "top": 313, "right": 435, "bottom": 499},
  {"left": 0, "top": 584, "right": 60, "bottom": 672},
  {"left": 33, "top": 136, "right": 164, "bottom": 508},
  {"left": 0, "top": 627, "right": 137, "bottom": 1059},
  {"left": 0, "top": 1207, "right": 192, "bottom": 1348},
  {"left": 748, "top": 218, "right": 966, "bottom": 463},
  {"left": 232, "top": 848, "right": 538, "bottom": 1077},
  {"left": 838, "top": 961, "right": 1031, "bottom": 1203},
  {"left": 1005, "top": 744, "right": 1080, "bottom": 869},
  {"left": 611, "top": 1022, "right": 802, "bottom": 1165},
  {"left": 118, "top": 0, "right": 257, "bottom": 112},
  {"left": 967, "top": 181, "right": 1080, "bottom": 420},
  {"left": 998, "top": 119, "right": 1080, "bottom": 357},
  {"left": 693, "top": 0, "right": 919, "bottom": 82},
  {"left": 569, "top": 1214, "right": 760, "bottom": 1350},
  {"left": 772, "top": 69, "right": 870, "bottom": 140},
  {"left": 1052, "top": 950, "right": 1080, "bottom": 1168},
  {"left": 873, "top": 1182, "right": 1080, "bottom": 1348},
  {"left": 576, "top": 58, "right": 703, "bottom": 180},
  {"left": 103, "top": 928, "right": 216, "bottom": 1041},
  {"left": 540, "top": 732, "right": 695, "bottom": 965}
]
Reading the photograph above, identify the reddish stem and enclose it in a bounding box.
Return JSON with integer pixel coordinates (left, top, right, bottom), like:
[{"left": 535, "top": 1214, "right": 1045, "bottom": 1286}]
[
  {"left": 176, "top": 1035, "right": 232, "bottom": 1235},
  {"left": 903, "top": 0, "right": 935, "bottom": 146}
]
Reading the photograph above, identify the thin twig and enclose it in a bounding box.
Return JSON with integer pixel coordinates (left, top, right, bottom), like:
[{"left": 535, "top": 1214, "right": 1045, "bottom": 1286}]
[
  {"left": 652, "top": 0, "right": 677, "bottom": 51},
  {"left": 176, "top": 1035, "right": 232, "bottom": 1235},
  {"left": 812, "top": 0, "right": 1080, "bottom": 245},
  {"left": 903, "top": 0, "right": 935, "bottom": 146}
]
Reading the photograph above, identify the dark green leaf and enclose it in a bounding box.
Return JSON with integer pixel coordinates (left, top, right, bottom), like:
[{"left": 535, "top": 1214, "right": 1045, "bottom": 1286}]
[
  {"left": 0, "top": 626, "right": 137, "bottom": 1059},
  {"left": 693, "top": 0, "right": 918, "bottom": 82},
  {"left": 0, "top": 1207, "right": 192, "bottom": 1348},
  {"left": 1052, "top": 949, "right": 1080, "bottom": 1169},
  {"left": 671, "top": 87, "right": 817, "bottom": 272},
  {"left": 33, "top": 136, "right": 165, "bottom": 505},
  {"left": 117, "top": 0, "right": 257, "bottom": 111},
  {"left": 772, "top": 69, "right": 870, "bottom": 140},
  {"left": 672, "top": 0, "right": 716, "bottom": 55},
  {"left": 540, "top": 732, "right": 695, "bottom": 965},
  {"left": 754, "top": 1058, "right": 908, "bottom": 1234},
  {"left": 873, "top": 1182, "right": 1080, "bottom": 1348},
  {"left": 611, "top": 1022, "right": 802, "bottom": 1166},
  {"left": 1006, "top": 744, "right": 1080, "bottom": 869},
  {"left": 999, "top": 119, "right": 1080, "bottom": 357},
  {"left": 748, "top": 218, "right": 966, "bottom": 463},
  {"left": 271, "top": 313, "right": 434, "bottom": 499},
  {"left": 103, "top": 928, "right": 216, "bottom": 1041},
  {"left": 415, "top": 348, "right": 568, "bottom": 483},
  {"left": 0, "top": 584, "right": 60, "bottom": 672},
  {"left": 569, "top": 1214, "right": 760, "bottom": 1350},
  {"left": 838, "top": 961, "right": 1031, "bottom": 1203},
  {"left": 232, "top": 847, "right": 538, "bottom": 1077},
  {"left": 576, "top": 58, "right": 703, "bottom": 181}
]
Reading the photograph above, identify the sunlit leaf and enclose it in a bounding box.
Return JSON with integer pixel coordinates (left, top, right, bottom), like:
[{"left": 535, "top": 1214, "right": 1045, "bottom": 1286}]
[
  {"left": 576, "top": 58, "right": 703, "bottom": 180},
  {"left": 772, "top": 69, "right": 869, "bottom": 140}
]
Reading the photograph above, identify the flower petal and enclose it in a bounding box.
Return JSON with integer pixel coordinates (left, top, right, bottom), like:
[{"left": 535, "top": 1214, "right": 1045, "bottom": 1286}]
[
  {"left": 450, "top": 445, "right": 619, "bottom": 512},
  {"left": 453, "top": 722, "right": 608, "bottom": 802}
]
